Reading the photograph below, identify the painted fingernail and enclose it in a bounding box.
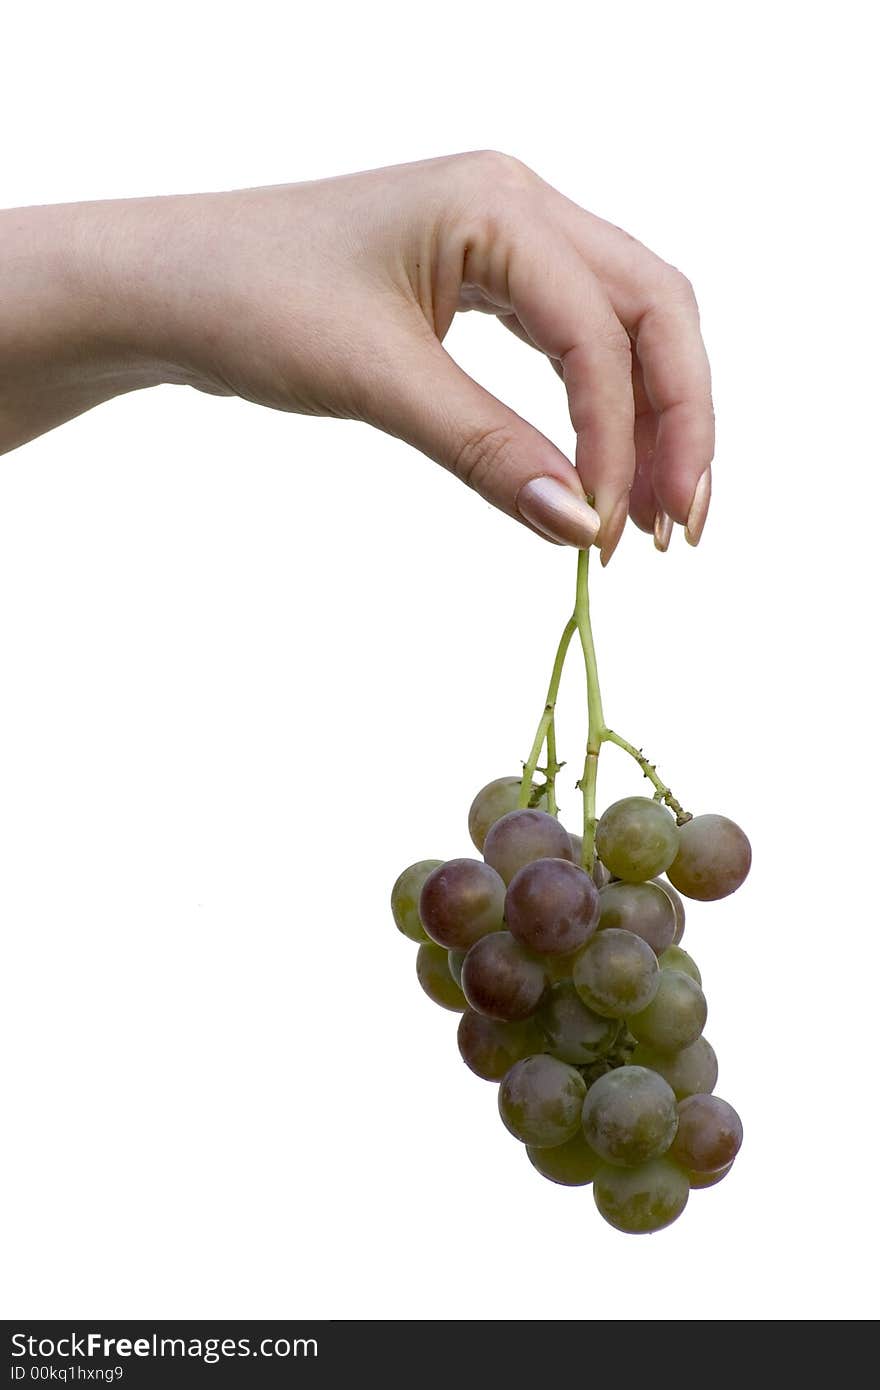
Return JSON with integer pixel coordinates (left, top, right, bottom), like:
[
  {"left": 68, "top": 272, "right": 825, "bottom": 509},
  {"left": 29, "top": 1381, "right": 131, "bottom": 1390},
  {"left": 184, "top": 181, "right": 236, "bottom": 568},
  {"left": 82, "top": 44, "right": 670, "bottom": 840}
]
[
  {"left": 685, "top": 468, "right": 712, "bottom": 547},
  {"left": 516, "top": 476, "right": 601, "bottom": 547},
  {"left": 653, "top": 510, "right": 673, "bottom": 553},
  {"left": 599, "top": 493, "right": 630, "bottom": 567}
]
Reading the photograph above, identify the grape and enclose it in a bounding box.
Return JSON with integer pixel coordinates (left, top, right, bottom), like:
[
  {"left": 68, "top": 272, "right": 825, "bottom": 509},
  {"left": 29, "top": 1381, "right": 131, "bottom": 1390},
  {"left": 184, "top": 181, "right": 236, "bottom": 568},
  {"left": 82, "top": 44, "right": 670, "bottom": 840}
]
[
  {"left": 582, "top": 1065, "right": 679, "bottom": 1167},
  {"left": 670, "top": 1094, "right": 743, "bottom": 1172},
  {"left": 527, "top": 1131, "right": 601, "bottom": 1187},
  {"left": 483, "top": 808, "right": 573, "bottom": 885},
  {"left": 593, "top": 1157, "right": 689, "bottom": 1234},
  {"left": 468, "top": 776, "right": 547, "bottom": 852},
  {"left": 631, "top": 1036, "right": 718, "bottom": 1100},
  {"left": 592, "top": 858, "right": 611, "bottom": 890},
  {"left": 506, "top": 857, "right": 600, "bottom": 956},
  {"left": 658, "top": 944, "right": 701, "bottom": 984},
  {"left": 447, "top": 949, "right": 467, "bottom": 988},
  {"left": 667, "top": 814, "right": 751, "bottom": 901},
  {"left": 687, "top": 1159, "right": 735, "bottom": 1189},
  {"left": 457, "top": 1009, "right": 542, "bottom": 1081},
  {"left": 654, "top": 877, "right": 686, "bottom": 944},
  {"left": 536, "top": 982, "right": 620, "bottom": 1064},
  {"left": 419, "top": 858, "right": 505, "bottom": 950},
  {"left": 627, "top": 969, "right": 707, "bottom": 1052},
  {"left": 415, "top": 943, "right": 467, "bottom": 1012},
  {"left": 391, "top": 859, "right": 444, "bottom": 943},
  {"left": 499, "top": 1055, "right": 586, "bottom": 1147},
  {"left": 597, "top": 881, "right": 676, "bottom": 954},
  {"left": 461, "top": 932, "right": 548, "bottom": 1021},
  {"left": 572, "top": 928, "right": 659, "bottom": 1018},
  {"left": 544, "top": 951, "right": 578, "bottom": 984},
  {"left": 595, "top": 797, "right": 679, "bottom": 882}
]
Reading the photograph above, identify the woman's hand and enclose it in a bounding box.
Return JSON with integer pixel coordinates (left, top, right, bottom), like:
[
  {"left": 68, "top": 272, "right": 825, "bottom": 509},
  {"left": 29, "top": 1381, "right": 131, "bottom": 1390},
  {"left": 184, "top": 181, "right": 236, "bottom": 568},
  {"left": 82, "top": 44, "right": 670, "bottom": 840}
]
[{"left": 0, "top": 153, "right": 714, "bottom": 558}]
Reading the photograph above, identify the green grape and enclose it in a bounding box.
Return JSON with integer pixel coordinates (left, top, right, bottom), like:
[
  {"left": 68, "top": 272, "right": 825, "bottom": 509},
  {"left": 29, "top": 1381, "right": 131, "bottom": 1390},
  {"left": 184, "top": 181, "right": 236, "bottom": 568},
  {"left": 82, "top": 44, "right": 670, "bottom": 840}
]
[
  {"left": 461, "top": 931, "right": 548, "bottom": 1021},
  {"left": 687, "top": 1159, "right": 735, "bottom": 1189},
  {"left": 658, "top": 944, "right": 701, "bottom": 984},
  {"left": 631, "top": 1036, "right": 718, "bottom": 1100},
  {"left": 483, "top": 809, "right": 573, "bottom": 885},
  {"left": 667, "top": 814, "right": 751, "bottom": 901},
  {"left": 595, "top": 797, "right": 679, "bottom": 883},
  {"left": 597, "top": 881, "right": 676, "bottom": 954},
  {"left": 536, "top": 982, "right": 620, "bottom": 1064},
  {"left": 654, "top": 877, "right": 686, "bottom": 944},
  {"left": 527, "top": 1131, "right": 601, "bottom": 1187},
  {"left": 506, "top": 857, "right": 600, "bottom": 955},
  {"left": 468, "top": 776, "right": 548, "bottom": 852},
  {"left": 581, "top": 1065, "right": 679, "bottom": 1166},
  {"left": 457, "top": 1009, "right": 542, "bottom": 1081},
  {"left": 670, "top": 1094, "right": 743, "bottom": 1172},
  {"left": 499, "top": 1054, "right": 586, "bottom": 1146},
  {"left": 447, "top": 948, "right": 467, "bottom": 988},
  {"left": 415, "top": 943, "right": 467, "bottom": 1012},
  {"left": 571, "top": 928, "right": 659, "bottom": 1018},
  {"left": 419, "top": 858, "right": 506, "bottom": 950},
  {"left": 391, "top": 859, "right": 444, "bottom": 943},
  {"left": 593, "top": 1157, "right": 689, "bottom": 1234},
  {"left": 627, "top": 969, "right": 707, "bottom": 1052}
]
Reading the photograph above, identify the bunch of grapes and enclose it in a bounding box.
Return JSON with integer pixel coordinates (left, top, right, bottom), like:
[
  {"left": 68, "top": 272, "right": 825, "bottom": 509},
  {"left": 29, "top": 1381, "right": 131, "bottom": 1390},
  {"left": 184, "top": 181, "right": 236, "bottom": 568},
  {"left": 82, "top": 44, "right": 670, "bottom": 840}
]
[
  {"left": 392, "top": 787, "right": 749, "bottom": 1234},
  {"left": 390, "top": 548, "right": 749, "bottom": 1235}
]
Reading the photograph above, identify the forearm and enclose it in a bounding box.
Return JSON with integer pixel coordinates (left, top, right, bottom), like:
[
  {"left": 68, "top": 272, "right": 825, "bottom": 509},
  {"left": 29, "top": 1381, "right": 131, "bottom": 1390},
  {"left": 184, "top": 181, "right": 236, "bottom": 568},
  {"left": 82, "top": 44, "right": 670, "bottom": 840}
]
[{"left": 0, "top": 197, "right": 219, "bottom": 455}]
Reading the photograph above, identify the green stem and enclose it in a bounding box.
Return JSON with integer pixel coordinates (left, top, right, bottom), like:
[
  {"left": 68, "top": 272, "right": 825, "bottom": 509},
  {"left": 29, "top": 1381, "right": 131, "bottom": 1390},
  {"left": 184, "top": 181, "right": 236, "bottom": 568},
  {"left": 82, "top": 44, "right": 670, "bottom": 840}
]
[
  {"left": 545, "top": 718, "right": 560, "bottom": 817},
  {"left": 518, "top": 617, "right": 577, "bottom": 811},
  {"left": 600, "top": 729, "right": 692, "bottom": 824},
  {"left": 575, "top": 549, "right": 604, "bottom": 870},
  {"left": 521, "top": 548, "right": 691, "bottom": 864}
]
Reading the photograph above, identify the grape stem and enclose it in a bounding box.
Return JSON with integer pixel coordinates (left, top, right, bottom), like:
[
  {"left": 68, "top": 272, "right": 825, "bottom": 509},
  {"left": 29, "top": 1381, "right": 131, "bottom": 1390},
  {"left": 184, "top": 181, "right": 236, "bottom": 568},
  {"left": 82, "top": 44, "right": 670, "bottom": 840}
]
[
  {"left": 521, "top": 547, "right": 691, "bottom": 868},
  {"left": 574, "top": 548, "right": 603, "bottom": 869},
  {"left": 600, "top": 729, "right": 693, "bottom": 825},
  {"left": 518, "top": 617, "right": 576, "bottom": 816}
]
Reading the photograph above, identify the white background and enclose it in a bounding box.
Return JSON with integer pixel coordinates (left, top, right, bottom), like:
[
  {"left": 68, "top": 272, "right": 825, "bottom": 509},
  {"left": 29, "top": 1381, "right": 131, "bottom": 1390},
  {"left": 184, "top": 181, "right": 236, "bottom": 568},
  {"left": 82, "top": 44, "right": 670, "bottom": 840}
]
[{"left": 2, "top": 0, "right": 877, "bottom": 1322}]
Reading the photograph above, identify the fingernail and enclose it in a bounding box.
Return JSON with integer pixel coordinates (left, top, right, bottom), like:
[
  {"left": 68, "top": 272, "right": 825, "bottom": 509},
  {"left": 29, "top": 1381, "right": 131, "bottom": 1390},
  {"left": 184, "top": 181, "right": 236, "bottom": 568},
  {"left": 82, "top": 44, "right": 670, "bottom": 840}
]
[
  {"left": 685, "top": 468, "right": 711, "bottom": 547},
  {"left": 516, "top": 476, "right": 601, "bottom": 547},
  {"left": 599, "top": 493, "right": 630, "bottom": 567},
  {"left": 653, "top": 509, "right": 673, "bottom": 553}
]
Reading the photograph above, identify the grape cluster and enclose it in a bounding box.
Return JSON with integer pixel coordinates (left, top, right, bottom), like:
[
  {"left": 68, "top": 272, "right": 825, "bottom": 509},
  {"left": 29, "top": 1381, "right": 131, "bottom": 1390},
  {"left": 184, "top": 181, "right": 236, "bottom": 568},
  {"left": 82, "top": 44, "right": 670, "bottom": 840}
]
[{"left": 392, "top": 776, "right": 749, "bottom": 1235}]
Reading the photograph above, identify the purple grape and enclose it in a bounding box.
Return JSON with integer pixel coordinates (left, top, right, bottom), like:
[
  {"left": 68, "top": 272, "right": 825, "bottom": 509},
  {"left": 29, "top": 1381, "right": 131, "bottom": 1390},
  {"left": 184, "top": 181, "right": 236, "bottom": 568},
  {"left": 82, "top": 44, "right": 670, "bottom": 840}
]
[
  {"left": 597, "top": 881, "right": 676, "bottom": 954},
  {"left": 506, "top": 857, "right": 600, "bottom": 955},
  {"left": 670, "top": 1094, "right": 743, "bottom": 1172},
  {"left": 461, "top": 931, "right": 548, "bottom": 1021},
  {"left": 483, "top": 809, "right": 572, "bottom": 885},
  {"left": 457, "top": 1009, "right": 542, "bottom": 1081},
  {"left": 666, "top": 814, "right": 751, "bottom": 901},
  {"left": 419, "top": 858, "right": 505, "bottom": 950}
]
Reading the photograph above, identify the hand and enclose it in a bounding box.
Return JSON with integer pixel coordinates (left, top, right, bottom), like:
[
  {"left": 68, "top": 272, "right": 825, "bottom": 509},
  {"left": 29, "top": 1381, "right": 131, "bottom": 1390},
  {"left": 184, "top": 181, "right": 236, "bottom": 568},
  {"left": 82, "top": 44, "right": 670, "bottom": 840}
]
[{"left": 0, "top": 153, "right": 714, "bottom": 559}]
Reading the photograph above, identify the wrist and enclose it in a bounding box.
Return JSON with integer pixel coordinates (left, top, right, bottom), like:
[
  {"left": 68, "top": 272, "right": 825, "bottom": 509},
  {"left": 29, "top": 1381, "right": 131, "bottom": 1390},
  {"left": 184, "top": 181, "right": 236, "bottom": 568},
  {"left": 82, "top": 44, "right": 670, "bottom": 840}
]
[
  {"left": 64, "top": 196, "right": 216, "bottom": 391},
  {"left": 0, "top": 200, "right": 183, "bottom": 451}
]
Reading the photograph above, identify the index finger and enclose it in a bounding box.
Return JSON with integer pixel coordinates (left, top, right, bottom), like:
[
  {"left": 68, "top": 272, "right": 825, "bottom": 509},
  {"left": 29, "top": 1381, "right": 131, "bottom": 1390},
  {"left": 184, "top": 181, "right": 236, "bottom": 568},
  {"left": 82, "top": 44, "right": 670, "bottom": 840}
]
[{"left": 502, "top": 227, "right": 637, "bottom": 562}]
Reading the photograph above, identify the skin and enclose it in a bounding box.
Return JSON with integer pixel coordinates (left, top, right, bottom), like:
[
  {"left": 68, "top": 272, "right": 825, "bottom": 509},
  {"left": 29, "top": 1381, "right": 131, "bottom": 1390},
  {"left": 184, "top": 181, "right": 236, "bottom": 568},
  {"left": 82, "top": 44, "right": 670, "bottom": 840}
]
[{"left": 0, "top": 152, "right": 714, "bottom": 560}]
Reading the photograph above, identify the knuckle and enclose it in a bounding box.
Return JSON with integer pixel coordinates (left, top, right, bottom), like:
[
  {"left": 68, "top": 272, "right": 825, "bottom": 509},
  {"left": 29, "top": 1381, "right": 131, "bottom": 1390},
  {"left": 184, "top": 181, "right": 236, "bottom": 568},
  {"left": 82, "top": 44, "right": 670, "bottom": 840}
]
[
  {"left": 462, "top": 148, "right": 535, "bottom": 193},
  {"left": 451, "top": 422, "right": 517, "bottom": 492},
  {"left": 664, "top": 264, "right": 698, "bottom": 306}
]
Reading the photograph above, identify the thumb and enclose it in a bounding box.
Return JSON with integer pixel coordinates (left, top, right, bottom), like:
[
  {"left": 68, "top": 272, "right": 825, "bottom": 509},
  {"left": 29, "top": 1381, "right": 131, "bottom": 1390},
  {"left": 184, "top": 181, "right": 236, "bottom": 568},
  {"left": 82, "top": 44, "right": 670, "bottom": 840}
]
[{"left": 368, "top": 330, "right": 600, "bottom": 547}]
